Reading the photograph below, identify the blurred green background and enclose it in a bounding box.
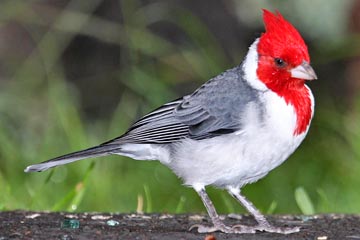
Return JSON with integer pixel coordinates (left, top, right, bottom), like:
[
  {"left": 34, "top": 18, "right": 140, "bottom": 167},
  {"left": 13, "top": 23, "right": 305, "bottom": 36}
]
[{"left": 0, "top": 0, "right": 360, "bottom": 215}]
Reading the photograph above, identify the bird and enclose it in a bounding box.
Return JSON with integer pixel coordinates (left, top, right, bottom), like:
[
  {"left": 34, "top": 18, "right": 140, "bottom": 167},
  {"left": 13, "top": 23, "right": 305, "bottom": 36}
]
[{"left": 25, "top": 9, "right": 317, "bottom": 234}]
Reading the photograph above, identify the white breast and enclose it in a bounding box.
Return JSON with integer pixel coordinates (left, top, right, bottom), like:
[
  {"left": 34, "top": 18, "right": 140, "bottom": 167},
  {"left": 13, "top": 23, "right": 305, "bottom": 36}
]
[{"left": 166, "top": 90, "right": 309, "bottom": 188}]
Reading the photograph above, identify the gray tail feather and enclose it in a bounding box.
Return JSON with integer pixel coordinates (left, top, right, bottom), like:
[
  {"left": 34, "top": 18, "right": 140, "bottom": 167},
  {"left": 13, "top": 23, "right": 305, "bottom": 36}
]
[{"left": 24, "top": 144, "right": 122, "bottom": 172}]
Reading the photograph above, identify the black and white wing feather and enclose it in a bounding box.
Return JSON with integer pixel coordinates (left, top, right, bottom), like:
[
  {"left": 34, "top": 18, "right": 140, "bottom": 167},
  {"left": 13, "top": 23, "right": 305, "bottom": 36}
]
[
  {"left": 25, "top": 65, "right": 261, "bottom": 172},
  {"left": 114, "top": 99, "right": 188, "bottom": 144},
  {"left": 107, "top": 65, "right": 259, "bottom": 144}
]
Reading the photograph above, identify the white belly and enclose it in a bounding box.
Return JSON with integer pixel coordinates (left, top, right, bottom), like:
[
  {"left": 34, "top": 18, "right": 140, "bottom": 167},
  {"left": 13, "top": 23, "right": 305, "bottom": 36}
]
[{"left": 166, "top": 91, "right": 309, "bottom": 188}]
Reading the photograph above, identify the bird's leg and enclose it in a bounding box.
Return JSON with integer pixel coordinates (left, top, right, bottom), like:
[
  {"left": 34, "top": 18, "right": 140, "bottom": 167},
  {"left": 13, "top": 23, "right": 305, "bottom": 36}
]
[
  {"left": 190, "top": 187, "right": 255, "bottom": 234},
  {"left": 190, "top": 187, "right": 231, "bottom": 233},
  {"left": 227, "top": 187, "right": 300, "bottom": 234},
  {"left": 228, "top": 187, "right": 271, "bottom": 227}
]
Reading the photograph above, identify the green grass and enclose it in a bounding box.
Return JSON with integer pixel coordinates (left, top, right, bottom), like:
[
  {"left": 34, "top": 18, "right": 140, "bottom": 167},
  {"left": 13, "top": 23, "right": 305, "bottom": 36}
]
[{"left": 0, "top": 0, "right": 359, "bottom": 216}]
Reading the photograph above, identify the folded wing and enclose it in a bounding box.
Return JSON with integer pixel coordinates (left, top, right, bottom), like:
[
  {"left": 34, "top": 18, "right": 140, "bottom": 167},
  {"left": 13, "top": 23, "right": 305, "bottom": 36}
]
[{"left": 107, "top": 66, "right": 257, "bottom": 144}]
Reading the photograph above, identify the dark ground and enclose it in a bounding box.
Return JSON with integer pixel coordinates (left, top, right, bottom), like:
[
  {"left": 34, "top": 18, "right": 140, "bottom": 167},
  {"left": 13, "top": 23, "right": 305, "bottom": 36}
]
[{"left": 1, "top": 211, "right": 360, "bottom": 239}]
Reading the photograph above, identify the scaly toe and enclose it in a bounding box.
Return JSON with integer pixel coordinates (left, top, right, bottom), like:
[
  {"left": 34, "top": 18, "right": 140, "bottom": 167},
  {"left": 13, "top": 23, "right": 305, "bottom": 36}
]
[
  {"left": 231, "top": 223, "right": 300, "bottom": 234},
  {"left": 255, "top": 224, "right": 300, "bottom": 234},
  {"left": 190, "top": 223, "right": 259, "bottom": 234},
  {"left": 230, "top": 224, "right": 256, "bottom": 234},
  {"left": 190, "top": 223, "right": 234, "bottom": 233},
  {"left": 190, "top": 222, "right": 300, "bottom": 234}
]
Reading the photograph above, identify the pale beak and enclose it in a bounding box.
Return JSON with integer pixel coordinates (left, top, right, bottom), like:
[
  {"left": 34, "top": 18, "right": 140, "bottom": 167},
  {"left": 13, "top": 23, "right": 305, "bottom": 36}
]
[{"left": 290, "top": 61, "right": 317, "bottom": 80}]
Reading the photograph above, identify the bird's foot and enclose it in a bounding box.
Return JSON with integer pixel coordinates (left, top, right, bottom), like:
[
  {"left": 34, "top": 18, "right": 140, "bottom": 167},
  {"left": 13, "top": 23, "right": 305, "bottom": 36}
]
[
  {"left": 190, "top": 222, "right": 300, "bottom": 234},
  {"left": 190, "top": 223, "right": 231, "bottom": 233},
  {"left": 232, "top": 223, "right": 300, "bottom": 234},
  {"left": 190, "top": 223, "right": 256, "bottom": 234}
]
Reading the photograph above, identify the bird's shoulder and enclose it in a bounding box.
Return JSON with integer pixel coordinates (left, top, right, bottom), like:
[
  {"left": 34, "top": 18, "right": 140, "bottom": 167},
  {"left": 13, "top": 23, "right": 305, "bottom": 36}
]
[{"left": 174, "top": 65, "right": 262, "bottom": 137}]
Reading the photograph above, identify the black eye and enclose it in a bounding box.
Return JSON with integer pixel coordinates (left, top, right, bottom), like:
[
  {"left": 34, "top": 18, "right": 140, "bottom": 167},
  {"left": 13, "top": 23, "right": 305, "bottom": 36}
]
[{"left": 274, "top": 58, "right": 286, "bottom": 67}]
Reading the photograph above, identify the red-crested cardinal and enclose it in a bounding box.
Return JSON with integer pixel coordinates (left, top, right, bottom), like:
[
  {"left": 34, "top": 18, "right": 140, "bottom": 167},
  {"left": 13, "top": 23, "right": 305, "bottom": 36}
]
[{"left": 25, "top": 10, "right": 317, "bottom": 234}]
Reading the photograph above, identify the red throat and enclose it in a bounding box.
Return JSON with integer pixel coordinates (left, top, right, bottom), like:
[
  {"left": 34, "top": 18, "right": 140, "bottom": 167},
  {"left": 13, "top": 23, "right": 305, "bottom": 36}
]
[
  {"left": 289, "top": 86, "right": 312, "bottom": 135},
  {"left": 275, "top": 82, "right": 312, "bottom": 136}
]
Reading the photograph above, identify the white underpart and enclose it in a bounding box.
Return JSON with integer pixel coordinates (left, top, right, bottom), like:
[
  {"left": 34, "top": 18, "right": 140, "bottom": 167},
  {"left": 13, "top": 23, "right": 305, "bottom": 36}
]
[
  {"left": 114, "top": 39, "right": 314, "bottom": 189},
  {"left": 168, "top": 91, "right": 307, "bottom": 188}
]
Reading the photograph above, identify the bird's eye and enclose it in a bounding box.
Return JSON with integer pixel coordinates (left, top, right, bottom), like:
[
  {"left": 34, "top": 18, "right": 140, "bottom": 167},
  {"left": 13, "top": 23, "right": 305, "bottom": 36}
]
[{"left": 274, "top": 58, "right": 286, "bottom": 68}]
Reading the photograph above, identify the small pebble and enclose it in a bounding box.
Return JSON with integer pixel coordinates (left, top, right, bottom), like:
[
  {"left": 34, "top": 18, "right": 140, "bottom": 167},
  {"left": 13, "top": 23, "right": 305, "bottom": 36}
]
[
  {"left": 91, "top": 215, "right": 112, "bottom": 220},
  {"left": 299, "top": 215, "right": 313, "bottom": 222},
  {"left": 125, "top": 214, "right": 151, "bottom": 220},
  {"left": 25, "top": 213, "right": 41, "bottom": 219},
  {"left": 106, "top": 219, "right": 120, "bottom": 226},
  {"left": 317, "top": 236, "right": 328, "bottom": 240},
  {"left": 61, "top": 219, "right": 80, "bottom": 229},
  {"left": 61, "top": 234, "right": 72, "bottom": 240},
  {"left": 159, "top": 214, "right": 173, "bottom": 219},
  {"left": 189, "top": 215, "right": 205, "bottom": 221}
]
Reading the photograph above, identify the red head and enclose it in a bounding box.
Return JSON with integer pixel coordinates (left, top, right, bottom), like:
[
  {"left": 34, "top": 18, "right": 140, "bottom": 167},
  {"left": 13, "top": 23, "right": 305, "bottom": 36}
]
[
  {"left": 259, "top": 10, "right": 310, "bottom": 66},
  {"left": 257, "top": 10, "right": 317, "bottom": 135}
]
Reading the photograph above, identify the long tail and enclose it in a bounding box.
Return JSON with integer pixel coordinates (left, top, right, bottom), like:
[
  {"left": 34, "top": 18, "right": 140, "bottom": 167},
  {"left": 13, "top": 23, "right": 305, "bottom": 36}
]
[{"left": 24, "top": 144, "right": 122, "bottom": 172}]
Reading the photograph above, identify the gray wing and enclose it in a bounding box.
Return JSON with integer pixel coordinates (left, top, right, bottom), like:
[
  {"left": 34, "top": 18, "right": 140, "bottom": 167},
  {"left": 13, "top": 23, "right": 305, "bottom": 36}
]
[
  {"left": 107, "top": 65, "right": 260, "bottom": 144},
  {"left": 174, "top": 66, "right": 260, "bottom": 138},
  {"left": 24, "top": 65, "right": 262, "bottom": 172}
]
